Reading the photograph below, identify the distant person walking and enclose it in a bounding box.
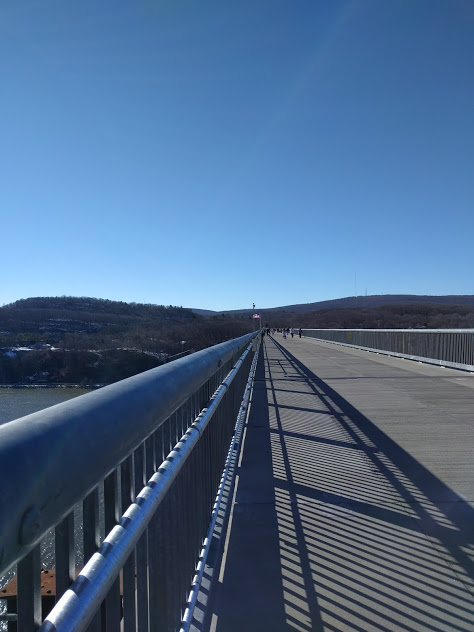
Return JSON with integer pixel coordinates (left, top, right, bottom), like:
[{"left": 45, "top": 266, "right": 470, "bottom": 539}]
[
  {"left": 290, "top": 328, "right": 294, "bottom": 338},
  {"left": 298, "top": 328, "right": 302, "bottom": 338}
]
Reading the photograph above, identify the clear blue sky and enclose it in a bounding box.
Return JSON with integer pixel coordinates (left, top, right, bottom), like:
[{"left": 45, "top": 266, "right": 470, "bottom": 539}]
[{"left": 1, "top": 0, "right": 473, "bottom": 310}]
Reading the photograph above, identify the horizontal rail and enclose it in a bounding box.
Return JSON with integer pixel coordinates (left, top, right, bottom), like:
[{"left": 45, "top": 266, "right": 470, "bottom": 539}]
[
  {"left": 302, "top": 329, "right": 474, "bottom": 371},
  {"left": 0, "top": 333, "right": 256, "bottom": 577}
]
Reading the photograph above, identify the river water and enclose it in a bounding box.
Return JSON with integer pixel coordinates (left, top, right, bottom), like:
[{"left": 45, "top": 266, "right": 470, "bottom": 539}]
[{"left": 0, "top": 387, "right": 90, "bottom": 426}]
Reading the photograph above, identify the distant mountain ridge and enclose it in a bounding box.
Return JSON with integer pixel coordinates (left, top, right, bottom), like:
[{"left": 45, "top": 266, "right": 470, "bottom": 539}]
[
  {"left": 193, "top": 294, "right": 474, "bottom": 316},
  {"left": 5, "top": 294, "right": 474, "bottom": 319}
]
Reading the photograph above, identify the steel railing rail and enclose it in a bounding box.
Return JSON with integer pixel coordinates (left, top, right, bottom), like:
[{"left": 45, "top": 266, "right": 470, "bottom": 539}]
[
  {"left": 37, "top": 338, "right": 257, "bottom": 632},
  {"left": 301, "top": 329, "right": 474, "bottom": 372},
  {"left": 0, "top": 332, "right": 255, "bottom": 579},
  {"left": 0, "top": 332, "right": 258, "bottom": 631}
]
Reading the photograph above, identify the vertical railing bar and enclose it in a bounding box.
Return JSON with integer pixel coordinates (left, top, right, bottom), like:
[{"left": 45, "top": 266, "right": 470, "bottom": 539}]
[
  {"left": 198, "top": 384, "right": 205, "bottom": 413},
  {"left": 122, "top": 552, "right": 136, "bottom": 632},
  {"left": 174, "top": 411, "right": 182, "bottom": 445},
  {"left": 155, "top": 426, "right": 164, "bottom": 469},
  {"left": 143, "top": 437, "right": 155, "bottom": 629},
  {"left": 188, "top": 448, "right": 199, "bottom": 614},
  {"left": 83, "top": 486, "right": 101, "bottom": 632},
  {"left": 104, "top": 470, "right": 119, "bottom": 533},
  {"left": 180, "top": 462, "right": 191, "bottom": 622},
  {"left": 83, "top": 486, "right": 101, "bottom": 562},
  {"left": 155, "top": 499, "right": 169, "bottom": 631},
  {"left": 133, "top": 445, "right": 149, "bottom": 632},
  {"left": 168, "top": 480, "right": 180, "bottom": 628},
  {"left": 145, "top": 436, "right": 154, "bottom": 481},
  {"left": 171, "top": 411, "right": 178, "bottom": 447},
  {"left": 104, "top": 470, "right": 121, "bottom": 632},
  {"left": 169, "top": 415, "right": 182, "bottom": 628},
  {"left": 176, "top": 408, "right": 182, "bottom": 442},
  {"left": 151, "top": 429, "right": 158, "bottom": 472},
  {"left": 192, "top": 393, "right": 197, "bottom": 424},
  {"left": 179, "top": 457, "right": 190, "bottom": 622},
  {"left": 134, "top": 444, "right": 146, "bottom": 496},
  {"left": 191, "top": 440, "right": 202, "bottom": 573},
  {"left": 135, "top": 531, "right": 149, "bottom": 632},
  {"left": 121, "top": 454, "right": 133, "bottom": 512},
  {"left": 162, "top": 421, "right": 169, "bottom": 461},
  {"left": 185, "top": 397, "right": 191, "bottom": 431},
  {"left": 17, "top": 545, "right": 41, "bottom": 631},
  {"left": 185, "top": 398, "right": 191, "bottom": 432},
  {"left": 121, "top": 455, "right": 136, "bottom": 631},
  {"left": 153, "top": 427, "right": 160, "bottom": 470},
  {"left": 55, "top": 511, "right": 75, "bottom": 602},
  {"left": 147, "top": 508, "right": 160, "bottom": 631},
  {"left": 181, "top": 402, "right": 187, "bottom": 436},
  {"left": 180, "top": 404, "right": 185, "bottom": 438},
  {"left": 167, "top": 410, "right": 173, "bottom": 446},
  {"left": 152, "top": 428, "right": 159, "bottom": 471},
  {"left": 156, "top": 424, "right": 165, "bottom": 469}
]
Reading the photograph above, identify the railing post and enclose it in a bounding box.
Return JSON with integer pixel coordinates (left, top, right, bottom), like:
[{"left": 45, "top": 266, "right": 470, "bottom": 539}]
[{"left": 17, "top": 546, "right": 41, "bottom": 632}]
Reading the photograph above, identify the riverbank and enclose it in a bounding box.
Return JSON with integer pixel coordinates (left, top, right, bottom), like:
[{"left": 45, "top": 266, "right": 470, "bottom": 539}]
[{"left": 0, "top": 383, "right": 102, "bottom": 389}]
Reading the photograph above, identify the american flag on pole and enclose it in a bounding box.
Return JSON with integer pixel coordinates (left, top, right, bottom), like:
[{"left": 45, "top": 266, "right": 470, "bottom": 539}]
[{"left": 252, "top": 314, "right": 260, "bottom": 318}]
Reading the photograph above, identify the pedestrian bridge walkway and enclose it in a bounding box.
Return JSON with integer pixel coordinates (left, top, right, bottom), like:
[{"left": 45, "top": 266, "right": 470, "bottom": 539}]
[{"left": 205, "top": 335, "right": 474, "bottom": 631}]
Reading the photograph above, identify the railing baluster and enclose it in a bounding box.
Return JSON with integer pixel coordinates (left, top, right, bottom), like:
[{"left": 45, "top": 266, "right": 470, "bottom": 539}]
[
  {"left": 121, "top": 553, "right": 136, "bottom": 632},
  {"left": 17, "top": 546, "right": 41, "bottom": 631},
  {"left": 182, "top": 456, "right": 195, "bottom": 618},
  {"left": 134, "top": 447, "right": 148, "bottom": 632},
  {"left": 168, "top": 480, "right": 180, "bottom": 628},
  {"left": 104, "top": 470, "right": 121, "bottom": 632},
  {"left": 162, "top": 419, "right": 171, "bottom": 461},
  {"left": 120, "top": 455, "right": 136, "bottom": 632},
  {"left": 147, "top": 508, "right": 159, "bottom": 631},
  {"left": 83, "top": 487, "right": 100, "bottom": 561},
  {"left": 55, "top": 511, "right": 75, "bottom": 601},
  {"left": 134, "top": 445, "right": 145, "bottom": 495},
  {"left": 154, "top": 426, "right": 164, "bottom": 469},
  {"left": 136, "top": 533, "right": 149, "bottom": 632},
  {"left": 145, "top": 436, "right": 154, "bottom": 481},
  {"left": 83, "top": 487, "right": 101, "bottom": 632}
]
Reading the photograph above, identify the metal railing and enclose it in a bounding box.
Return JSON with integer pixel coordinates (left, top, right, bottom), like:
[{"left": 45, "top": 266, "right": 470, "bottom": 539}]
[
  {"left": 302, "top": 329, "right": 474, "bottom": 371},
  {"left": 0, "top": 332, "right": 258, "bottom": 631}
]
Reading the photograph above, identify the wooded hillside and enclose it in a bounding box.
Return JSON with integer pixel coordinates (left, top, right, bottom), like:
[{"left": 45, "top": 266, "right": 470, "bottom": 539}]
[
  {"left": 266, "top": 303, "right": 474, "bottom": 329},
  {"left": 0, "top": 297, "right": 252, "bottom": 385}
]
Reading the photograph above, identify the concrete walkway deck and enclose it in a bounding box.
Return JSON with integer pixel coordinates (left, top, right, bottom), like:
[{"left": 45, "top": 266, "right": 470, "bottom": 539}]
[{"left": 205, "top": 335, "right": 474, "bottom": 631}]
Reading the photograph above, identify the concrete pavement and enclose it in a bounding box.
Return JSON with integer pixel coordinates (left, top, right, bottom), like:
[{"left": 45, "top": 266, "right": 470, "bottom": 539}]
[{"left": 204, "top": 335, "right": 474, "bottom": 631}]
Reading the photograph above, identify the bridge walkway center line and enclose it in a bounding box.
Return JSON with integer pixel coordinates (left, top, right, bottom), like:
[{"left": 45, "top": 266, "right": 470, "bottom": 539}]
[{"left": 205, "top": 334, "right": 474, "bottom": 632}]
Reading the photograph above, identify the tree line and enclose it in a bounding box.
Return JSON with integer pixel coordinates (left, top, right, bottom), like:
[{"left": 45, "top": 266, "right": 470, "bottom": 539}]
[
  {"left": 266, "top": 304, "right": 474, "bottom": 330},
  {"left": 0, "top": 297, "right": 252, "bottom": 385}
]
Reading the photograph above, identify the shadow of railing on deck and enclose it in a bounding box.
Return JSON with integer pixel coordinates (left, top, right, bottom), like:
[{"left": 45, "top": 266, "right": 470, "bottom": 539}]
[{"left": 265, "top": 336, "right": 474, "bottom": 632}]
